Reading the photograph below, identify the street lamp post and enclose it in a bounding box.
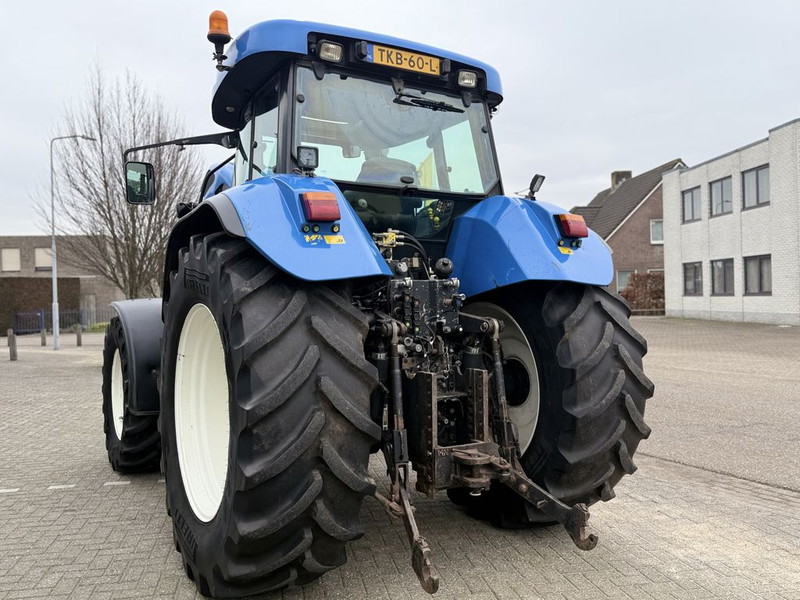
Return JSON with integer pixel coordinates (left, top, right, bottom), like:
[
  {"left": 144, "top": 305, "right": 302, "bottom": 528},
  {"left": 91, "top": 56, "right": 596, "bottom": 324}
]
[{"left": 50, "top": 134, "right": 96, "bottom": 350}]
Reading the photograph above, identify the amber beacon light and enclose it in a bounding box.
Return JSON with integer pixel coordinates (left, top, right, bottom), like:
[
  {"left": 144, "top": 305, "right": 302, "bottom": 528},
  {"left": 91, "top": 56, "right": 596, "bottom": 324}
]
[
  {"left": 208, "top": 10, "right": 232, "bottom": 71},
  {"left": 208, "top": 10, "right": 231, "bottom": 43}
]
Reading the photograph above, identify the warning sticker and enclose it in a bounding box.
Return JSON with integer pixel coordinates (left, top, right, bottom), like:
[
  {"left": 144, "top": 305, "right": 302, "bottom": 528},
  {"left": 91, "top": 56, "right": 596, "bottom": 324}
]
[
  {"left": 303, "top": 234, "right": 324, "bottom": 245},
  {"left": 302, "top": 234, "right": 346, "bottom": 246}
]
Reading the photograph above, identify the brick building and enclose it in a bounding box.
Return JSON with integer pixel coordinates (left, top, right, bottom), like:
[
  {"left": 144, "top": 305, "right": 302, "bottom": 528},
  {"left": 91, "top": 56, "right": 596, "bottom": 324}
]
[
  {"left": 662, "top": 119, "right": 800, "bottom": 325},
  {"left": 0, "top": 235, "right": 124, "bottom": 332},
  {"left": 573, "top": 159, "right": 685, "bottom": 293}
]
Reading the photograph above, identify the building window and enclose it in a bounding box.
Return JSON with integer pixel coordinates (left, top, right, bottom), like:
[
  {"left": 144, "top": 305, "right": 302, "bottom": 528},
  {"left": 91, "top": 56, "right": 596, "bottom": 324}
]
[
  {"left": 711, "top": 259, "right": 734, "bottom": 296},
  {"left": 617, "top": 269, "right": 635, "bottom": 292},
  {"left": 709, "top": 177, "right": 732, "bottom": 216},
  {"left": 650, "top": 219, "right": 663, "bottom": 244},
  {"left": 744, "top": 255, "right": 771, "bottom": 295},
  {"left": 683, "top": 262, "right": 702, "bottom": 296},
  {"left": 1, "top": 247, "right": 21, "bottom": 272},
  {"left": 743, "top": 165, "right": 769, "bottom": 209},
  {"left": 34, "top": 247, "right": 52, "bottom": 271},
  {"left": 682, "top": 187, "right": 701, "bottom": 222}
]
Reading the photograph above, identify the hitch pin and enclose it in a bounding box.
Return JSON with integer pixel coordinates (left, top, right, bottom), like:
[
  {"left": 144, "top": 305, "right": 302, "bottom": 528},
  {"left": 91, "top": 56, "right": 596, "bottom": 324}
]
[{"left": 373, "top": 490, "right": 404, "bottom": 518}]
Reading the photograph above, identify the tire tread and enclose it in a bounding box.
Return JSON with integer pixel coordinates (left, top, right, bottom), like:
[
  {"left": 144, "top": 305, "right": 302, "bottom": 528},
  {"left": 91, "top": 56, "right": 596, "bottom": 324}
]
[
  {"left": 547, "top": 284, "right": 651, "bottom": 504},
  {"left": 101, "top": 317, "right": 161, "bottom": 473},
  {"left": 162, "top": 235, "right": 377, "bottom": 598},
  {"left": 454, "top": 281, "right": 653, "bottom": 524}
]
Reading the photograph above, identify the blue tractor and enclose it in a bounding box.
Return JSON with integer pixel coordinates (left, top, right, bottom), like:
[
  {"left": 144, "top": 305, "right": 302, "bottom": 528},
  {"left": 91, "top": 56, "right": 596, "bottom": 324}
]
[{"left": 102, "top": 11, "right": 653, "bottom": 598}]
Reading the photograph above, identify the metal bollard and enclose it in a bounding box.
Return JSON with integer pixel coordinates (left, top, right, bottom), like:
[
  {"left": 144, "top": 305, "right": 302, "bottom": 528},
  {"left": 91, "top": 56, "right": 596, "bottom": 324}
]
[
  {"left": 8, "top": 329, "right": 17, "bottom": 361},
  {"left": 41, "top": 329, "right": 46, "bottom": 346},
  {"left": 76, "top": 325, "right": 82, "bottom": 347}
]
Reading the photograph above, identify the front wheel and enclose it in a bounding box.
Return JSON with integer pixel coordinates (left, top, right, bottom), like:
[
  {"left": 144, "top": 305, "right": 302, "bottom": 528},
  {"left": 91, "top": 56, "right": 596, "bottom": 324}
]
[
  {"left": 160, "top": 233, "right": 380, "bottom": 598},
  {"left": 101, "top": 317, "right": 161, "bottom": 473},
  {"left": 451, "top": 282, "right": 653, "bottom": 526}
]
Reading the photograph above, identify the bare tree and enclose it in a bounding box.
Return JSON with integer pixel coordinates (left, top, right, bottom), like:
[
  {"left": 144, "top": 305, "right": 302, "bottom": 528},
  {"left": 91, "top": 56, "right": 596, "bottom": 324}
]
[{"left": 38, "top": 66, "right": 203, "bottom": 298}]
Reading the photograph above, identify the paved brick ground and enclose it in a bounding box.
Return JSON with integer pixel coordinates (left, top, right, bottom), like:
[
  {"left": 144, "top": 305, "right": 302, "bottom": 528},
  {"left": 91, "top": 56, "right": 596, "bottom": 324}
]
[
  {"left": 635, "top": 317, "right": 800, "bottom": 491},
  {"left": 1, "top": 323, "right": 799, "bottom": 600}
]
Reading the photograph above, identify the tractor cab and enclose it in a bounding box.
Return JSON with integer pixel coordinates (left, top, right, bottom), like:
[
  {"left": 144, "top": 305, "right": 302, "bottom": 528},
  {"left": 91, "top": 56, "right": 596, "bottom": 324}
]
[{"left": 211, "top": 19, "right": 505, "bottom": 249}]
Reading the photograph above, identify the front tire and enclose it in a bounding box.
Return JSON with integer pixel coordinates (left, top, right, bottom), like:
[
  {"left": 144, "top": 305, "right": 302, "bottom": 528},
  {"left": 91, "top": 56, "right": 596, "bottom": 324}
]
[
  {"left": 451, "top": 282, "right": 653, "bottom": 526},
  {"left": 101, "top": 317, "right": 161, "bottom": 473},
  {"left": 160, "top": 233, "right": 380, "bottom": 598}
]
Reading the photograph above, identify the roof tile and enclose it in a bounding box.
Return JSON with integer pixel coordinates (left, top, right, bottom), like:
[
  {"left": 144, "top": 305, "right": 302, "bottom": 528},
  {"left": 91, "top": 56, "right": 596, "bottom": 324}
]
[{"left": 571, "top": 159, "right": 684, "bottom": 239}]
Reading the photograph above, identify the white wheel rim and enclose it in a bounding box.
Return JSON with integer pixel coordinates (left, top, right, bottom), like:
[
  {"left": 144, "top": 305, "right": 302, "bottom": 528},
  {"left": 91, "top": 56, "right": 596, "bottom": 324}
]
[
  {"left": 467, "top": 302, "right": 540, "bottom": 454},
  {"left": 174, "top": 303, "right": 230, "bottom": 523},
  {"left": 111, "top": 349, "right": 124, "bottom": 439}
]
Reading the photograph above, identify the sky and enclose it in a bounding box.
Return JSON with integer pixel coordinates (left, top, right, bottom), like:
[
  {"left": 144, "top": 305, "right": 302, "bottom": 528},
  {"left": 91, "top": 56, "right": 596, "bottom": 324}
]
[{"left": 2, "top": 0, "right": 798, "bottom": 235}]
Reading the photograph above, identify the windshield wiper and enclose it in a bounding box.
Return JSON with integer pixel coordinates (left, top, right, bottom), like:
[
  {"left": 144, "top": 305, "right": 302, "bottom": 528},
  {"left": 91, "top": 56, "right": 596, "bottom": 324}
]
[{"left": 393, "top": 93, "right": 464, "bottom": 113}]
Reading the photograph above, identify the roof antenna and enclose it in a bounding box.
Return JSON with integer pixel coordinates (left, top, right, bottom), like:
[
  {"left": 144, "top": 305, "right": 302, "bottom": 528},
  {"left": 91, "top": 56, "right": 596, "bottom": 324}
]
[{"left": 208, "top": 10, "right": 232, "bottom": 72}]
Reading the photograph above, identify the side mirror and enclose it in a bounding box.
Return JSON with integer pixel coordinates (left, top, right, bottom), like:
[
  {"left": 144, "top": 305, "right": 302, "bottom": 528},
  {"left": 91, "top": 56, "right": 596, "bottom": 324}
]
[{"left": 125, "top": 161, "right": 156, "bottom": 205}]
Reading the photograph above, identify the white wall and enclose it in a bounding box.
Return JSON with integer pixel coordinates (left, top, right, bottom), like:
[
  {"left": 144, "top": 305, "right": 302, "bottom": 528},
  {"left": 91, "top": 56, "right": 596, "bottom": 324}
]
[{"left": 663, "top": 119, "right": 800, "bottom": 325}]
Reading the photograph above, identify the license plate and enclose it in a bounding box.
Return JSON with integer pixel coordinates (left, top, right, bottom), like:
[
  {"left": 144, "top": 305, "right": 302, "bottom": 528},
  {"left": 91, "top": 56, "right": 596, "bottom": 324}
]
[{"left": 365, "top": 43, "right": 440, "bottom": 76}]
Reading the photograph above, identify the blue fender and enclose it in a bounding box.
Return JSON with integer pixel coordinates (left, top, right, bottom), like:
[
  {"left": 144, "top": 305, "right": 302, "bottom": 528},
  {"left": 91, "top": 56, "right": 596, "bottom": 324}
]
[
  {"left": 222, "top": 174, "right": 392, "bottom": 281},
  {"left": 111, "top": 298, "right": 163, "bottom": 414},
  {"left": 202, "top": 163, "right": 234, "bottom": 200},
  {"left": 446, "top": 196, "right": 613, "bottom": 298}
]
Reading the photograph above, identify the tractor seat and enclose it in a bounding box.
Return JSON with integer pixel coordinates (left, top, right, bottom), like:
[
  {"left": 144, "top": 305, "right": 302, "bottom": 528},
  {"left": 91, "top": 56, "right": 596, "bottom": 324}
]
[
  {"left": 345, "top": 157, "right": 423, "bottom": 232},
  {"left": 356, "top": 156, "right": 418, "bottom": 186}
]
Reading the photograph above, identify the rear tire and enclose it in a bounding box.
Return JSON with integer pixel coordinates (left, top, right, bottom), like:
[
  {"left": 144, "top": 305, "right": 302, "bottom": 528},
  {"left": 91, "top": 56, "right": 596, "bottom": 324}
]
[
  {"left": 101, "top": 317, "right": 161, "bottom": 473},
  {"left": 160, "top": 233, "right": 380, "bottom": 598},
  {"left": 451, "top": 282, "right": 653, "bottom": 526}
]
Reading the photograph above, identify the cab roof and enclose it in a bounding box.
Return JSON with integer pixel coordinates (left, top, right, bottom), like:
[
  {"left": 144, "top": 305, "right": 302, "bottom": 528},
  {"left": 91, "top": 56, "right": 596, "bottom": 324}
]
[{"left": 211, "top": 19, "right": 503, "bottom": 129}]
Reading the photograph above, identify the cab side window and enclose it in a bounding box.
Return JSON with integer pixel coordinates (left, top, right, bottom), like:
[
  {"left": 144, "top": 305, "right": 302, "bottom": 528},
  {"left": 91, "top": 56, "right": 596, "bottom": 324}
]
[
  {"left": 233, "top": 120, "right": 252, "bottom": 186},
  {"left": 252, "top": 81, "right": 280, "bottom": 176},
  {"left": 234, "top": 75, "right": 281, "bottom": 185}
]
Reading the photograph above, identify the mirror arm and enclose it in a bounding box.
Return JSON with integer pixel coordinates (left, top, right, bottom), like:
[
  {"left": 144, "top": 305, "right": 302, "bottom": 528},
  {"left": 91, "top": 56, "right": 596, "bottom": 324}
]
[{"left": 122, "top": 130, "right": 239, "bottom": 162}]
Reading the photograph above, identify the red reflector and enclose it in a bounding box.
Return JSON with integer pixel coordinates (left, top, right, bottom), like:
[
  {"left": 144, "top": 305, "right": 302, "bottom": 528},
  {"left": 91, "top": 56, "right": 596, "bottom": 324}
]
[
  {"left": 301, "top": 192, "right": 341, "bottom": 222},
  {"left": 556, "top": 214, "right": 589, "bottom": 238}
]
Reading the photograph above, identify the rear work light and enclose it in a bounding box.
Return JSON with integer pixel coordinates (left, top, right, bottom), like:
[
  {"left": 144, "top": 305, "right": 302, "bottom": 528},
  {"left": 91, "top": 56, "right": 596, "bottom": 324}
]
[
  {"left": 318, "top": 41, "right": 343, "bottom": 62},
  {"left": 301, "top": 192, "right": 341, "bottom": 222},
  {"left": 556, "top": 213, "right": 589, "bottom": 238},
  {"left": 457, "top": 70, "right": 478, "bottom": 88}
]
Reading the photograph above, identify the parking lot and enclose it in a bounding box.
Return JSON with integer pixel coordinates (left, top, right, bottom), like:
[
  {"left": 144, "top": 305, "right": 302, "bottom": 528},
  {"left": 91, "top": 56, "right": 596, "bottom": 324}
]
[{"left": 1, "top": 317, "right": 799, "bottom": 600}]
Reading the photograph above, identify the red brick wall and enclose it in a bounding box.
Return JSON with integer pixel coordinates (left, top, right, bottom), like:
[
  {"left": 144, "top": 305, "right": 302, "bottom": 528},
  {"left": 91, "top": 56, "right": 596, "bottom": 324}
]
[
  {"left": 607, "top": 185, "right": 664, "bottom": 292},
  {"left": 0, "top": 278, "right": 80, "bottom": 333}
]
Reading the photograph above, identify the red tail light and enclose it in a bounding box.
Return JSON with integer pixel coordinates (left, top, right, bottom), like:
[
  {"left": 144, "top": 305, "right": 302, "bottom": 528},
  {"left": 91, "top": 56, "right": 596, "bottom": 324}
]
[
  {"left": 301, "top": 192, "right": 341, "bottom": 222},
  {"left": 556, "top": 213, "right": 588, "bottom": 238}
]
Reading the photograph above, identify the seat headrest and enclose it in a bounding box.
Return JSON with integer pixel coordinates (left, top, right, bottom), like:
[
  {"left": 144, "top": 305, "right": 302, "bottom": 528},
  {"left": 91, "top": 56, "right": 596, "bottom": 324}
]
[{"left": 357, "top": 157, "right": 417, "bottom": 185}]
